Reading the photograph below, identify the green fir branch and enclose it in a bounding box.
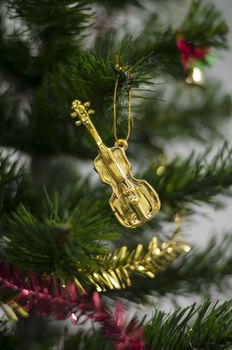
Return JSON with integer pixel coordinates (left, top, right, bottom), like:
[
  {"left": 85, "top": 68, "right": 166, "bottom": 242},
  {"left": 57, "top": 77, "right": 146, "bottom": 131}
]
[
  {"left": 139, "top": 84, "right": 232, "bottom": 143},
  {"left": 1, "top": 300, "right": 232, "bottom": 350},
  {"left": 70, "top": 39, "right": 157, "bottom": 105},
  {"left": 8, "top": 0, "right": 93, "bottom": 62},
  {"left": 0, "top": 152, "right": 28, "bottom": 218},
  {"left": 1, "top": 194, "right": 119, "bottom": 283},
  {"left": 145, "top": 299, "right": 232, "bottom": 350},
  {"left": 0, "top": 1, "right": 94, "bottom": 90},
  {"left": 181, "top": 0, "right": 228, "bottom": 47},
  {"left": 153, "top": 232, "right": 232, "bottom": 296},
  {"left": 0, "top": 91, "right": 25, "bottom": 150},
  {"left": 147, "top": 0, "right": 228, "bottom": 77},
  {"left": 8, "top": 43, "right": 157, "bottom": 156},
  {"left": 0, "top": 17, "right": 35, "bottom": 87},
  {"left": 122, "top": 232, "right": 232, "bottom": 300},
  {"left": 146, "top": 143, "right": 232, "bottom": 212},
  {"left": 93, "top": 0, "right": 228, "bottom": 80},
  {"left": 1, "top": 1, "right": 229, "bottom": 155},
  {"left": 63, "top": 300, "right": 232, "bottom": 350}
]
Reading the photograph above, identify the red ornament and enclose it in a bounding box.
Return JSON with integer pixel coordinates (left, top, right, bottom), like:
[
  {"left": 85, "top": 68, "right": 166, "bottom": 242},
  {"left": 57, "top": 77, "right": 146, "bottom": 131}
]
[{"left": 176, "top": 37, "right": 209, "bottom": 70}]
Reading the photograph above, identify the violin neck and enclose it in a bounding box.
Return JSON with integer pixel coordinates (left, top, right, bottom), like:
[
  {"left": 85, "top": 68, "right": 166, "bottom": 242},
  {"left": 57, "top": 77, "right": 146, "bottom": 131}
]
[
  {"left": 84, "top": 118, "right": 128, "bottom": 178},
  {"left": 83, "top": 118, "right": 106, "bottom": 152}
]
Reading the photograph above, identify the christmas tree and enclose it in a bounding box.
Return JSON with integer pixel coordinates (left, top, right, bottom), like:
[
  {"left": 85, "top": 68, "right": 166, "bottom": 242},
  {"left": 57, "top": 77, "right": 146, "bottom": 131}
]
[{"left": 0, "top": 0, "right": 232, "bottom": 349}]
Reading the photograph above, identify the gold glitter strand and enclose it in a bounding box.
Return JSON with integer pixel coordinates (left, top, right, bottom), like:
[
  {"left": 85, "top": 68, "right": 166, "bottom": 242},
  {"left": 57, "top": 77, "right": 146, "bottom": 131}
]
[{"left": 85, "top": 237, "right": 191, "bottom": 292}]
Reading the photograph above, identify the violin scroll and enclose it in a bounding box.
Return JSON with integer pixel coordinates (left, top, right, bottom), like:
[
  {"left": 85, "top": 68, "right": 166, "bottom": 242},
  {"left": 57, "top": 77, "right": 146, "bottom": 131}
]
[{"left": 71, "top": 100, "right": 95, "bottom": 127}]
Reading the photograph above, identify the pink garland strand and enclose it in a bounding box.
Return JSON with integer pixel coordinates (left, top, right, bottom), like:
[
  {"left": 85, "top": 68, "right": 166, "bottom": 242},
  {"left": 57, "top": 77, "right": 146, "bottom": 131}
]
[{"left": 0, "top": 262, "right": 145, "bottom": 350}]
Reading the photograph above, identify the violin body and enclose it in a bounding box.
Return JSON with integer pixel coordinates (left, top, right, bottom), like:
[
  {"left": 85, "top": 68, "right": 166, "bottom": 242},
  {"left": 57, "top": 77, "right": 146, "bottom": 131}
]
[
  {"left": 71, "top": 99, "right": 160, "bottom": 228},
  {"left": 94, "top": 145, "right": 160, "bottom": 228}
]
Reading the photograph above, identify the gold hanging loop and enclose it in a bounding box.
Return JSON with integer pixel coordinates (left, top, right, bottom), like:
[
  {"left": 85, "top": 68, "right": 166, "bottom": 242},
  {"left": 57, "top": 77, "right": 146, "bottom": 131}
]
[{"left": 114, "top": 55, "right": 132, "bottom": 148}]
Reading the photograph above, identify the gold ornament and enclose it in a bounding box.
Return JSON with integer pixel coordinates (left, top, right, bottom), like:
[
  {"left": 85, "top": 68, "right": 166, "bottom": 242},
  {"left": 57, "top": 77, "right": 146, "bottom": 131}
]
[
  {"left": 185, "top": 66, "right": 204, "bottom": 86},
  {"left": 71, "top": 99, "right": 160, "bottom": 228},
  {"left": 84, "top": 236, "right": 190, "bottom": 292},
  {"left": 71, "top": 57, "right": 160, "bottom": 228}
]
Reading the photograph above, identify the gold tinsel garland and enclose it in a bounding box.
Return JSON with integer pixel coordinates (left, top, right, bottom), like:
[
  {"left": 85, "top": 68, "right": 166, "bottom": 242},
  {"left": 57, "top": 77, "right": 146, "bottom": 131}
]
[
  {"left": 1, "top": 236, "right": 190, "bottom": 321},
  {"left": 83, "top": 237, "right": 191, "bottom": 292}
]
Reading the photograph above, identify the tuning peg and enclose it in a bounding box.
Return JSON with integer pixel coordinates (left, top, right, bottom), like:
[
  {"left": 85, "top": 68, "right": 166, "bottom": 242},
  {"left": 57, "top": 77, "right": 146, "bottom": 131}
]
[
  {"left": 72, "top": 100, "right": 79, "bottom": 109},
  {"left": 84, "top": 101, "right": 91, "bottom": 108},
  {"left": 88, "top": 109, "right": 95, "bottom": 115},
  {"left": 71, "top": 112, "right": 77, "bottom": 118},
  {"left": 75, "top": 120, "right": 82, "bottom": 126}
]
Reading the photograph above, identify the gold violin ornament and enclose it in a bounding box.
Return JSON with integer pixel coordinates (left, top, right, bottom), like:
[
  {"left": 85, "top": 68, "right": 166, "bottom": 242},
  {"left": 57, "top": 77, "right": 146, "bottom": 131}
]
[{"left": 71, "top": 100, "right": 160, "bottom": 228}]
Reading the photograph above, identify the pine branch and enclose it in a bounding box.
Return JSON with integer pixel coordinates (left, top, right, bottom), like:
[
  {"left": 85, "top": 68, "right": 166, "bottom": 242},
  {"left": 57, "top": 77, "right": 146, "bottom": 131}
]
[
  {"left": 0, "top": 41, "right": 157, "bottom": 156},
  {"left": 1, "top": 1, "right": 229, "bottom": 156},
  {"left": 69, "top": 39, "right": 157, "bottom": 119},
  {"left": 0, "top": 152, "right": 28, "bottom": 218},
  {"left": 139, "top": 84, "right": 232, "bottom": 143},
  {"left": 1, "top": 1, "right": 229, "bottom": 157},
  {"left": 1, "top": 195, "right": 119, "bottom": 283},
  {"left": 61, "top": 299, "right": 232, "bottom": 350},
  {"left": 8, "top": 0, "right": 93, "bottom": 64},
  {"left": 145, "top": 143, "right": 232, "bottom": 214},
  {"left": 181, "top": 0, "right": 228, "bottom": 47},
  {"left": 1, "top": 188, "right": 189, "bottom": 292},
  {"left": 93, "top": 0, "right": 228, "bottom": 80},
  {"left": 118, "top": 232, "right": 232, "bottom": 300},
  {"left": 153, "top": 232, "right": 232, "bottom": 296},
  {"left": 0, "top": 15, "right": 36, "bottom": 87},
  {"left": 1, "top": 1, "right": 93, "bottom": 90},
  {"left": 145, "top": 299, "right": 232, "bottom": 350},
  {"left": 0, "top": 89, "right": 32, "bottom": 153},
  {"left": 145, "top": 0, "right": 228, "bottom": 78}
]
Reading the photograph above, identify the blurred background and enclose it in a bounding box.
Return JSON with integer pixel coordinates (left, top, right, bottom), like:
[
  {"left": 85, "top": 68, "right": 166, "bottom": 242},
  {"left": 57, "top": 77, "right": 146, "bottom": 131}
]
[{"left": 185, "top": 0, "right": 232, "bottom": 248}]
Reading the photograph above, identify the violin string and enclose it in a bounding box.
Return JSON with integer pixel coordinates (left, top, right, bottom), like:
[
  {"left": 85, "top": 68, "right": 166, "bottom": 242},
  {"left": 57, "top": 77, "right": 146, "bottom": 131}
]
[{"left": 113, "top": 71, "right": 131, "bottom": 143}]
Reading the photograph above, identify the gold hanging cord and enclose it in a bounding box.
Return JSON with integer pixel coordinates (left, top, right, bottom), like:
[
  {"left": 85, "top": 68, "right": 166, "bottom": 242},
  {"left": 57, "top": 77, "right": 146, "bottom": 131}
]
[{"left": 114, "top": 55, "right": 132, "bottom": 147}]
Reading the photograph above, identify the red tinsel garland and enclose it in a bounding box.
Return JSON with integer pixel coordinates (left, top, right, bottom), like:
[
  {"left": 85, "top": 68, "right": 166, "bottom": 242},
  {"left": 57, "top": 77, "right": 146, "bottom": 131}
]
[{"left": 0, "top": 262, "right": 145, "bottom": 350}]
